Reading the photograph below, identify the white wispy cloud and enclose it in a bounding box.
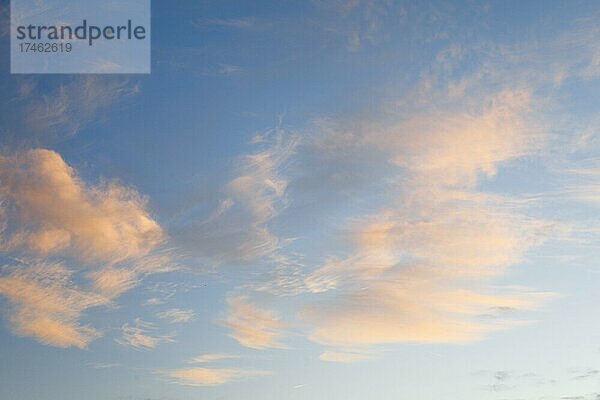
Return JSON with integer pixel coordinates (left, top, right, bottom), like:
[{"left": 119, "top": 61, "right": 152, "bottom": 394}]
[
  {"left": 89, "top": 252, "right": 177, "bottom": 301},
  {"left": 157, "top": 308, "right": 195, "bottom": 324},
  {"left": 313, "top": 0, "right": 404, "bottom": 51},
  {"left": 218, "top": 64, "right": 244, "bottom": 75},
  {"left": 177, "top": 129, "right": 298, "bottom": 265},
  {"left": 86, "top": 362, "right": 120, "bottom": 369},
  {"left": 0, "top": 77, "right": 139, "bottom": 146},
  {"left": 193, "top": 17, "right": 260, "bottom": 30},
  {"left": 116, "top": 318, "right": 175, "bottom": 350},
  {"left": 144, "top": 297, "right": 165, "bottom": 306}
]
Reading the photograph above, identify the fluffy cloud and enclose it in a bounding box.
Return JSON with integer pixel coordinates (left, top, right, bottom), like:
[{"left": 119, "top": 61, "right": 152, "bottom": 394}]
[
  {"left": 0, "top": 149, "right": 168, "bottom": 348},
  {"left": 0, "top": 149, "right": 165, "bottom": 264},
  {"left": 224, "top": 295, "right": 286, "bottom": 349}
]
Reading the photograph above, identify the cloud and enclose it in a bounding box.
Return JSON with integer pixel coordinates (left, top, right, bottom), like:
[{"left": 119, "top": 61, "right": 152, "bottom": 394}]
[
  {"left": 319, "top": 350, "right": 372, "bottom": 363},
  {"left": 0, "top": 149, "right": 169, "bottom": 348},
  {"left": 313, "top": 0, "right": 403, "bottom": 51},
  {"left": 295, "top": 88, "right": 554, "bottom": 353},
  {"left": 217, "top": 87, "right": 557, "bottom": 361},
  {"left": 224, "top": 295, "right": 286, "bottom": 349},
  {"left": 87, "top": 266, "right": 140, "bottom": 300},
  {"left": 572, "top": 369, "right": 600, "bottom": 380},
  {"left": 165, "top": 351, "right": 263, "bottom": 386},
  {"left": 88, "top": 253, "right": 177, "bottom": 300},
  {"left": 86, "top": 362, "right": 120, "bottom": 369},
  {"left": 177, "top": 130, "right": 298, "bottom": 265},
  {"left": 166, "top": 366, "right": 269, "bottom": 386},
  {"left": 487, "top": 370, "right": 513, "bottom": 391},
  {"left": 26, "top": 77, "right": 138, "bottom": 139},
  {"left": 304, "top": 270, "right": 550, "bottom": 347},
  {"left": 0, "top": 149, "right": 165, "bottom": 265},
  {"left": 557, "top": 163, "right": 600, "bottom": 206},
  {"left": 0, "top": 261, "right": 107, "bottom": 348},
  {"left": 193, "top": 17, "right": 260, "bottom": 30},
  {"left": 188, "top": 353, "right": 240, "bottom": 364},
  {"left": 218, "top": 64, "right": 244, "bottom": 75},
  {"left": 373, "top": 89, "right": 537, "bottom": 187},
  {"left": 116, "top": 318, "right": 174, "bottom": 350},
  {"left": 157, "top": 308, "right": 195, "bottom": 324},
  {"left": 1, "top": 77, "right": 139, "bottom": 146},
  {"left": 144, "top": 297, "right": 165, "bottom": 306},
  {"left": 142, "top": 282, "right": 182, "bottom": 307}
]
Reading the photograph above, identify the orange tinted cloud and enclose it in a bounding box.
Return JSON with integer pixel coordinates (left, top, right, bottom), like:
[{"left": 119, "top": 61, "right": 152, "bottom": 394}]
[
  {"left": 300, "top": 88, "right": 553, "bottom": 355},
  {"left": 0, "top": 149, "right": 164, "bottom": 264},
  {"left": 167, "top": 366, "right": 269, "bottom": 386},
  {"left": 0, "top": 262, "right": 107, "bottom": 348},
  {"left": 0, "top": 149, "right": 168, "bottom": 348},
  {"left": 224, "top": 295, "right": 286, "bottom": 349},
  {"left": 319, "top": 350, "right": 373, "bottom": 363},
  {"left": 304, "top": 269, "right": 550, "bottom": 347}
]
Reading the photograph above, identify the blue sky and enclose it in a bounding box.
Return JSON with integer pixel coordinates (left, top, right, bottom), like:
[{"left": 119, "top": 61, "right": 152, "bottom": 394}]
[{"left": 1, "top": 1, "right": 600, "bottom": 399}]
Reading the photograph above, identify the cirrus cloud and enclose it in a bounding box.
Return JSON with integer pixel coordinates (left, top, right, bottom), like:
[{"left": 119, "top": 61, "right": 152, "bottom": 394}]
[
  {"left": 224, "top": 295, "right": 286, "bottom": 349},
  {"left": 0, "top": 261, "right": 107, "bottom": 348},
  {"left": 167, "top": 366, "right": 269, "bottom": 386}
]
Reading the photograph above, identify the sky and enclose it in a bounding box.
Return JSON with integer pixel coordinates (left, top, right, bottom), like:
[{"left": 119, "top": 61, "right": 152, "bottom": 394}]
[{"left": 1, "top": 1, "right": 600, "bottom": 399}]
